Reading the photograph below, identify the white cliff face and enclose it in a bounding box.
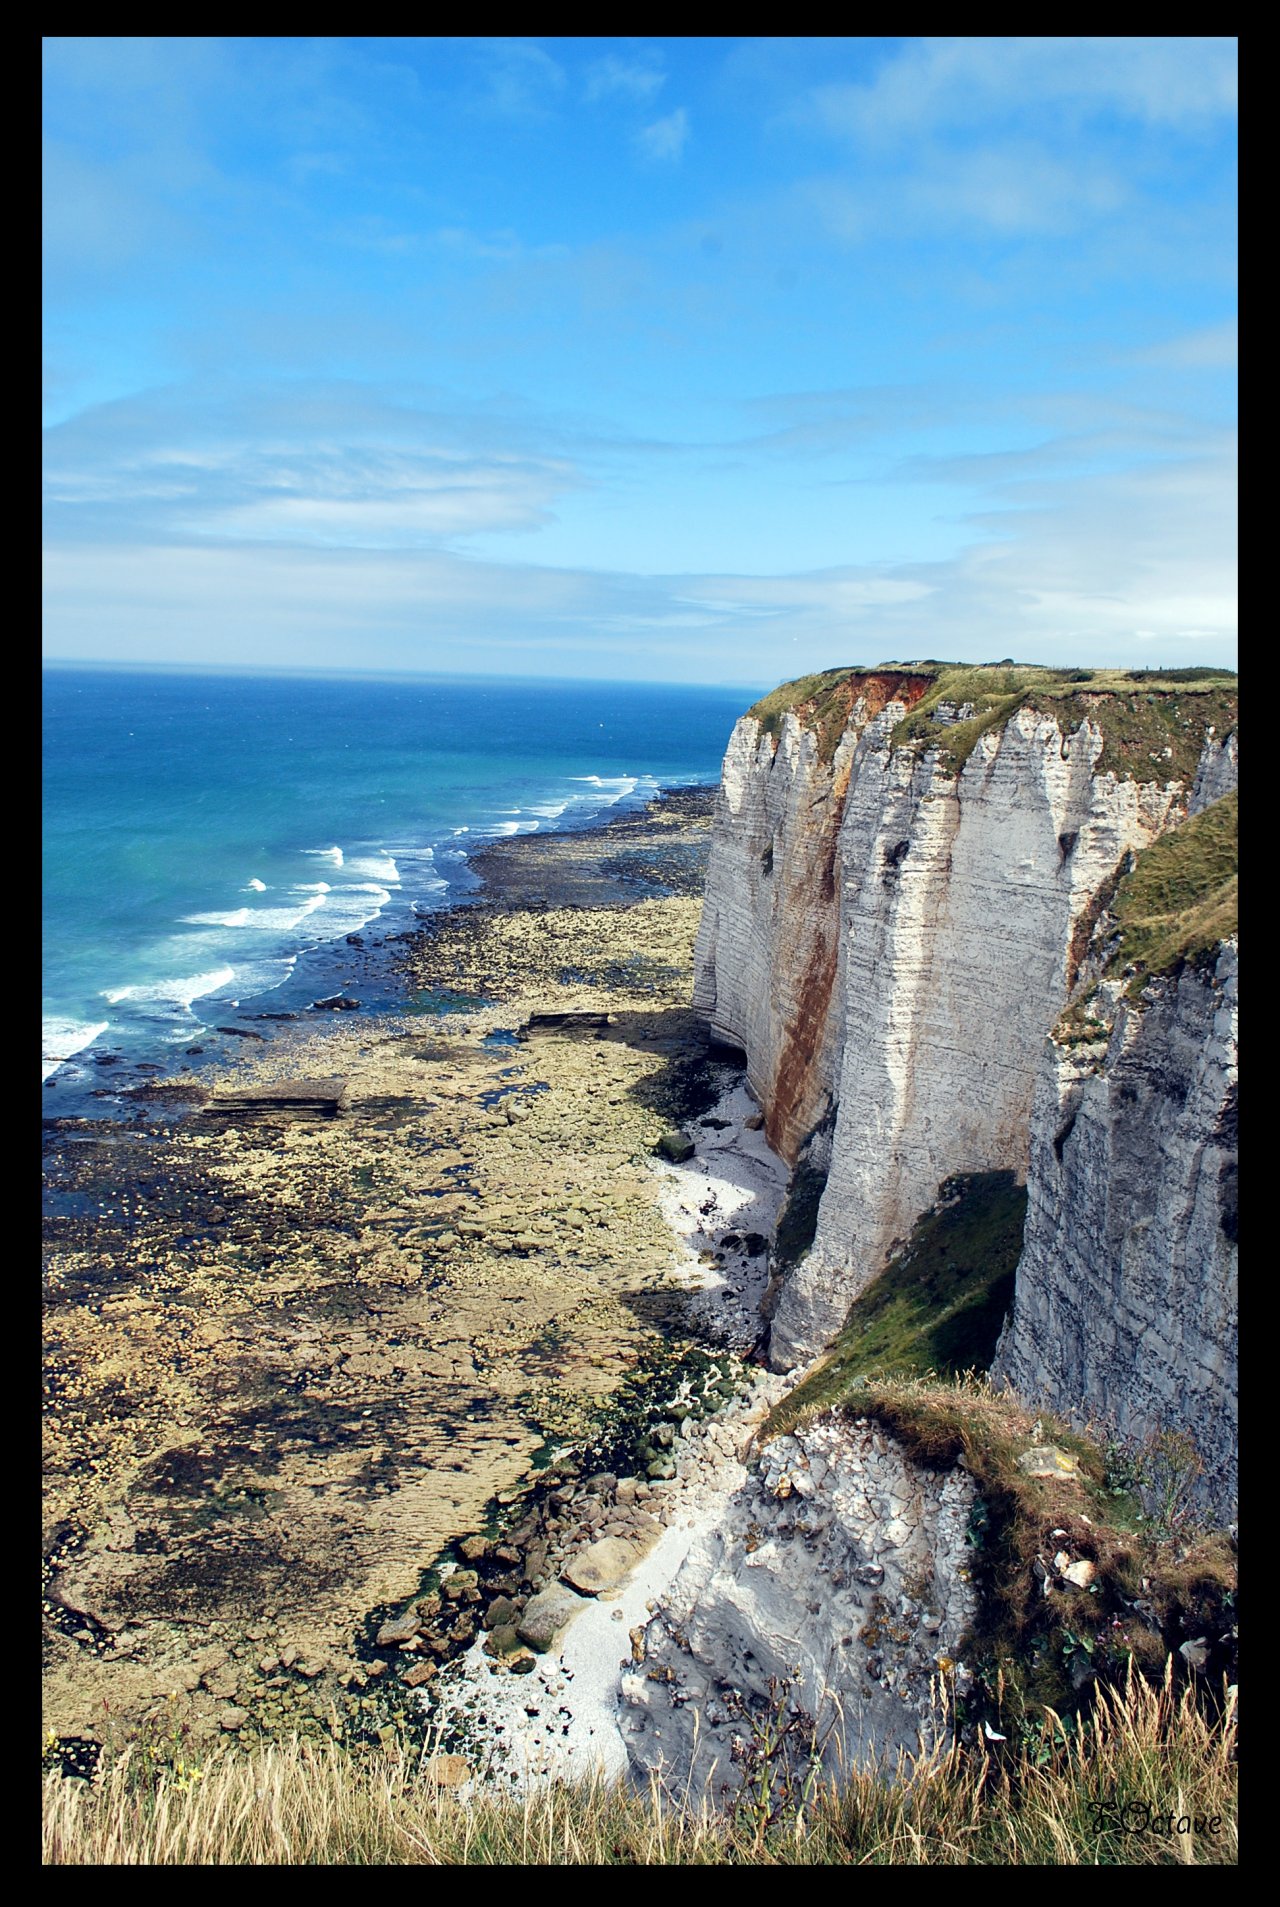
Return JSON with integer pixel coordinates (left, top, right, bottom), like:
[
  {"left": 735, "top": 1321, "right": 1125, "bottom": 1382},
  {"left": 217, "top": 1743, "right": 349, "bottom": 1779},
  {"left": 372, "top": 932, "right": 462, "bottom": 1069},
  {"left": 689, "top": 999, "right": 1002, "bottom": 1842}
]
[
  {"left": 1189, "top": 730, "right": 1239, "bottom": 815},
  {"left": 698, "top": 698, "right": 1190, "bottom": 1367},
  {"left": 621, "top": 1415, "right": 976, "bottom": 1792},
  {"left": 990, "top": 945, "right": 1238, "bottom": 1516}
]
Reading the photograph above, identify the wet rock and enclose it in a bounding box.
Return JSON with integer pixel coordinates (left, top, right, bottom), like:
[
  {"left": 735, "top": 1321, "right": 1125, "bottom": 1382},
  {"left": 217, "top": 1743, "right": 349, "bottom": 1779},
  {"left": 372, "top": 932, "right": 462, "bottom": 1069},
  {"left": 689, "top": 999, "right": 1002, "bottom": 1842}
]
[
  {"left": 482, "top": 1595, "right": 520, "bottom": 1631},
  {"left": 657, "top": 1130, "right": 696, "bottom": 1163},
  {"left": 482, "top": 1623, "right": 523, "bottom": 1658},
  {"left": 441, "top": 1570, "right": 479, "bottom": 1602}
]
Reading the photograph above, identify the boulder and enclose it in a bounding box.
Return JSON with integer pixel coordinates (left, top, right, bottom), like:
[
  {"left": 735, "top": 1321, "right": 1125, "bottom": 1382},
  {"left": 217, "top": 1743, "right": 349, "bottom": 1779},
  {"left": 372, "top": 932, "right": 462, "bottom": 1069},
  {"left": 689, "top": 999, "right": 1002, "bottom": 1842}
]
[
  {"left": 517, "top": 1584, "right": 586, "bottom": 1653},
  {"left": 657, "top": 1130, "right": 696, "bottom": 1163},
  {"left": 375, "top": 1611, "right": 421, "bottom": 1648},
  {"left": 482, "top": 1595, "right": 520, "bottom": 1631},
  {"left": 563, "top": 1537, "right": 642, "bottom": 1597},
  {"left": 422, "top": 1755, "right": 471, "bottom": 1788}
]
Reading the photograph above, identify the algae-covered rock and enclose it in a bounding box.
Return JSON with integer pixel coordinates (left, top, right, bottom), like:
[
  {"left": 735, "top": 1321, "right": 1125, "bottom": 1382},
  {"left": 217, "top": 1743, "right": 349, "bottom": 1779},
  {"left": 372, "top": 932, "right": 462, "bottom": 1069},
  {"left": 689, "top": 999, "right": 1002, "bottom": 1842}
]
[{"left": 657, "top": 1129, "right": 695, "bottom": 1163}]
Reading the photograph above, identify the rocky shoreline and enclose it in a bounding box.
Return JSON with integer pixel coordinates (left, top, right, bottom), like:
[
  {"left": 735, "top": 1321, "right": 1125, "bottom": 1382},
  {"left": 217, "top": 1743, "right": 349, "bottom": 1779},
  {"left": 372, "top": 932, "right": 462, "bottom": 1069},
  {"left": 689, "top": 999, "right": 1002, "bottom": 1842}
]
[{"left": 42, "top": 787, "right": 794, "bottom": 1776}]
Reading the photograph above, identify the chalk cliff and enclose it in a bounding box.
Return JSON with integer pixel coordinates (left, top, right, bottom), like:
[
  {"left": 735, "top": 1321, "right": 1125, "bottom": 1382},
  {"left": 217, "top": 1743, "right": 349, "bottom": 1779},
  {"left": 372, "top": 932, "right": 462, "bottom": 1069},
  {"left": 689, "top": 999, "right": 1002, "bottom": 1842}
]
[
  {"left": 692, "top": 665, "right": 1238, "bottom": 1372},
  {"left": 991, "top": 903, "right": 1238, "bottom": 1516}
]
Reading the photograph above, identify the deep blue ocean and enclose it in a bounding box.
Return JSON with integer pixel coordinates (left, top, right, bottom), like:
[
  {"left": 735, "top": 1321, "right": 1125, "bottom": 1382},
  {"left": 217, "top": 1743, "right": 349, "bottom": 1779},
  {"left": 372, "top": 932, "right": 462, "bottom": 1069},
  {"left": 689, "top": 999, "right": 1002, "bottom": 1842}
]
[{"left": 43, "top": 666, "right": 755, "bottom": 1093}]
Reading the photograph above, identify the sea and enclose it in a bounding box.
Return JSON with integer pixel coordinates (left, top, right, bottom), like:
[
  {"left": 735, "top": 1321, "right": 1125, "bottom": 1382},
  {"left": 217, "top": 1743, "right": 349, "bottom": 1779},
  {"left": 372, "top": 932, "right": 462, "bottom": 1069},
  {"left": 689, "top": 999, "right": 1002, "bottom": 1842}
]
[{"left": 43, "top": 665, "right": 757, "bottom": 1105}]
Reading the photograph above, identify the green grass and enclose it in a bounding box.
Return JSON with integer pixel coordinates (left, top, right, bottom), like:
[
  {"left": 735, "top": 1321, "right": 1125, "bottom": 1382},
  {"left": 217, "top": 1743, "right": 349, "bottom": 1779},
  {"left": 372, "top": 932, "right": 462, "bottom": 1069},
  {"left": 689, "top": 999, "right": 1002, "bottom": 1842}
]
[
  {"left": 765, "top": 1172, "right": 1028, "bottom": 1438},
  {"left": 744, "top": 662, "right": 1237, "bottom": 783},
  {"left": 1105, "top": 792, "right": 1238, "bottom": 995}
]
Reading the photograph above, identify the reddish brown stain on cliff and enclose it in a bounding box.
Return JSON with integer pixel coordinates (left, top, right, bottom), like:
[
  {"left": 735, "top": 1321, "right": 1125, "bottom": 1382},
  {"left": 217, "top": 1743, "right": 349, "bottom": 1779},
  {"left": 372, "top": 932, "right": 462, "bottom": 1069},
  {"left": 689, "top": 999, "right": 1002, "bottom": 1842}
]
[
  {"left": 767, "top": 925, "right": 840, "bottom": 1164},
  {"left": 765, "top": 752, "right": 855, "bottom": 1163},
  {"left": 835, "top": 670, "right": 932, "bottom": 721},
  {"left": 757, "top": 672, "right": 931, "bottom": 1159}
]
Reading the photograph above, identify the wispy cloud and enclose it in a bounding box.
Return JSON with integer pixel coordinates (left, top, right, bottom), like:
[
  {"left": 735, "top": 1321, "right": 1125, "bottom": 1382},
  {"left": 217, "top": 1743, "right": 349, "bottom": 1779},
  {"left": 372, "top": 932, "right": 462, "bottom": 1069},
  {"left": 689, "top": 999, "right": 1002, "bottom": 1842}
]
[
  {"left": 584, "top": 51, "right": 665, "bottom": 104},
  {"left": 807, "top": 37, "right": 1238, "bottom": 148},
  {"left": 463, "top": 38, "right": 567, "bottom": 119},
  {"left": 1125, "top": 319, "right": 1238, "bottom": 371},
  {"left": 43, "top": 381, "right": 587, "bottom": 548},
  {"left": 637, "top": 108, "right": 689, "bottom": 163}
]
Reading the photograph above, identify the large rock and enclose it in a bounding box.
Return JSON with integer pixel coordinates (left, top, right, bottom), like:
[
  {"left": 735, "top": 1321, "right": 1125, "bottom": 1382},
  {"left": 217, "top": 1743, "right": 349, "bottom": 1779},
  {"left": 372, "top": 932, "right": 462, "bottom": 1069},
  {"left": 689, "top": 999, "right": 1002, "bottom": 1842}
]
[
  {"left": 375, "top": 1610, "right": 420, "bottom": 1647},
  {"left": 563, "top": 1537, "right": 643, "bottom": 1597},
  {"left": 516, "top": 1583, "right": 587, "bottom": 1652}
]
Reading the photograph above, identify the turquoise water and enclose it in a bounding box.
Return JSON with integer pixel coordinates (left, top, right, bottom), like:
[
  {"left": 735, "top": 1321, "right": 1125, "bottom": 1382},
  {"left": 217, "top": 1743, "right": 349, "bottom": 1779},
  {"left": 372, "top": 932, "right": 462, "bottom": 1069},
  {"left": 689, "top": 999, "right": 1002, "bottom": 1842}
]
[{"left": 43, "top": 666, "right": 752, "bottom": 1087}]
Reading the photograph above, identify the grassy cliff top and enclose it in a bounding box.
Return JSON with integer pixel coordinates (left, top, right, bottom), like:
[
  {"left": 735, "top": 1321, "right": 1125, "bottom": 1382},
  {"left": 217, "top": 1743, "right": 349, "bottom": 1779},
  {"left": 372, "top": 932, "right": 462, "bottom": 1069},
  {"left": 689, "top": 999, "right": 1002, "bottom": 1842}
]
[
  {"left": 1107, "top": 789, "right": 1238, "bottom": 994},
  {"left": 747, "top": 662, "right": 1238, "bottom": 777}
]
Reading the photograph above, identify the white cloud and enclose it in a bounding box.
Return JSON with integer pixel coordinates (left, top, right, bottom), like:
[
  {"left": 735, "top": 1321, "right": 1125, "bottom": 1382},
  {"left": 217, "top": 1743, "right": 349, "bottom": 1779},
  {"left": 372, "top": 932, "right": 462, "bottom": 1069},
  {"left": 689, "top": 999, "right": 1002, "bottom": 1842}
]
[
  {"left": 638, "top": 107, "right": 689, "bottom": 163},
  {"left": 584, "top": 52, "right": 665, "bottom": 103},
  {"left": 466, "top": 38, "right": 567, "bottom": 119},
  {"left": 43, "top": 381, "right": 587, "bottom": 548},
  {"left": 809, "top": 37, "right": 1237, "bottom": 148}
]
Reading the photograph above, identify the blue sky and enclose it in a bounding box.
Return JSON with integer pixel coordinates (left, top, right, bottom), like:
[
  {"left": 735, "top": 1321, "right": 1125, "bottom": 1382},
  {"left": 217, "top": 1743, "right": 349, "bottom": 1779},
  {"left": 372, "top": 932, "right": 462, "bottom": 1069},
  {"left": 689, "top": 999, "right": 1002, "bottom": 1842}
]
[{"left": 43, "top": 36, "right": 1237, "bottom": 685}]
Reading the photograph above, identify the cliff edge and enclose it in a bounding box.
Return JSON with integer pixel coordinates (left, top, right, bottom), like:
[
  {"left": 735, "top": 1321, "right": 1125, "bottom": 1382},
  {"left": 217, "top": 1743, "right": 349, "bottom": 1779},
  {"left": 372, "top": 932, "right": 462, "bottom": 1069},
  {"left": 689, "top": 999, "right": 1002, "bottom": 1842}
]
[{"left": 693, "top": 662, "right": 1238, "bottom": 1411}]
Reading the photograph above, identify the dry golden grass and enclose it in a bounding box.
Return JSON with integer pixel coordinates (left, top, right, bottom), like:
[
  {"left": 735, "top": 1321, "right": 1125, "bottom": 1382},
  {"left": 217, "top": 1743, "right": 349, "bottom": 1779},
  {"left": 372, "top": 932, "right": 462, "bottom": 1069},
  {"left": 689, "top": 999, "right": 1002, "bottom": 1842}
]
[{"left": 43, "top": 1663, "right": 1235, "bottom": 1865}]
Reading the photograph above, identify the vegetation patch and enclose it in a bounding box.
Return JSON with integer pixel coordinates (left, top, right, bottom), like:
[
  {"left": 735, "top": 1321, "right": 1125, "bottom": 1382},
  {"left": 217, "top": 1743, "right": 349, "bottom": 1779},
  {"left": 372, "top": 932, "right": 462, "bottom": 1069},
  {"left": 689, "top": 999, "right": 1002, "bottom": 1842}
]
[
  {"left": 772, "top": 1156, "right": 831, "bottom": 1272},
  {"left": 1104, "top": 791, "right": 1238, "bottom": 996},
  {"left": 44, "top": 1673, "right": 1236, "bottom": 1863},
  {"left": 765, "top": 1171, "right": 1027, "bottom": 1437},
  {"left": 746, "top": 662, "right": 1236, "bottom": 784}
]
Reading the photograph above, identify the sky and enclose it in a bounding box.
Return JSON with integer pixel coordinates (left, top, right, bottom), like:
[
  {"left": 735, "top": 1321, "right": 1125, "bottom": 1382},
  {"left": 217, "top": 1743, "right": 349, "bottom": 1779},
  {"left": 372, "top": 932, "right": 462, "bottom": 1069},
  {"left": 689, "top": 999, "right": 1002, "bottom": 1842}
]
[{"left": 43, "top": 36, "right": 1238, "bottom": 686}]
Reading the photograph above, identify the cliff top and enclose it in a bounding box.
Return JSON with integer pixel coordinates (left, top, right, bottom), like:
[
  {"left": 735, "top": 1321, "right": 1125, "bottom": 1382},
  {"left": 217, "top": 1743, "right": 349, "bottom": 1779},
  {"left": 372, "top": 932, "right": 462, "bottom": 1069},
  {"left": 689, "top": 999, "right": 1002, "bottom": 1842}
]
[{"left": 748, "top": 661, "right": 1238, "bottom": 777}]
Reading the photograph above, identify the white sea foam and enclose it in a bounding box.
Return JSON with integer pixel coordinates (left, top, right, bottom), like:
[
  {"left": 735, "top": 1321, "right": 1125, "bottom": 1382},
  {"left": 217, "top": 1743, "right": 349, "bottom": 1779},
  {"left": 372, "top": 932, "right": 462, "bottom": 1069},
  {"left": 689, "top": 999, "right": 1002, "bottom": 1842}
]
[
  {"left": 181, "top": 907, "right": 253, "bottom": 928},
  {"left": 304, "top": 846, "right": 344, "bottom": 867},
  {"left": 302, "top": 882, "right": 391, "bottom": 937},
  {"left": 527, "top": 802, "right": 568, "bottom": 818},
  {"left": 566, "top": 774, "right": 640, "bottom": 806},
  {"left": 297, "top": 881, "right": 332, "bottom": 893},
  {"left": 246, "top": 878, "right": 268, "bottom": 892},
  {"left": 102, "top": 965, "right": 237, "bottom": 1010},
  {"left": 42, "top": 1016, "right": 110, "bottom": 1081},
  {"left": 344, "top": 853, "right": 400, "bottom": 884}
]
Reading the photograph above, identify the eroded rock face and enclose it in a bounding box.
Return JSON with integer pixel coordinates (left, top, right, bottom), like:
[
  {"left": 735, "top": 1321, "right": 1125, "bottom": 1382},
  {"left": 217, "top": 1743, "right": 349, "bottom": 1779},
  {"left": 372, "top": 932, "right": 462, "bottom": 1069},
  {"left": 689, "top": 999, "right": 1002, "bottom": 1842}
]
[
  {"left": 697, "top": 699, "right": 1214, "bottom": 1366},
  {"left": 991, "top": 944, "right": 1238, "bottom": 1516},
  {"left": 621, "top": 1416, "right": 976, "bottom": 1791}
]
